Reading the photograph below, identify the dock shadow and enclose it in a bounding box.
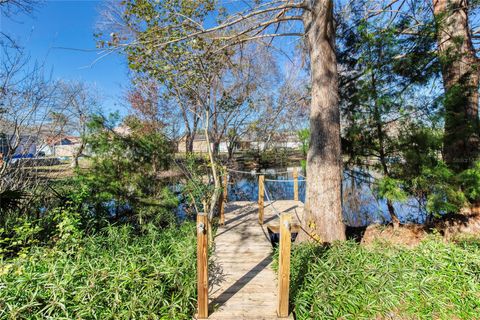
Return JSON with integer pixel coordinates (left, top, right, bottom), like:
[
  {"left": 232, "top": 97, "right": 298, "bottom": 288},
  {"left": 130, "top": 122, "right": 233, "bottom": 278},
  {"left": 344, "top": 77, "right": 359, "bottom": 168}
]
[{"left": 209, "top": 255, "right": 273, "bottom": 313}]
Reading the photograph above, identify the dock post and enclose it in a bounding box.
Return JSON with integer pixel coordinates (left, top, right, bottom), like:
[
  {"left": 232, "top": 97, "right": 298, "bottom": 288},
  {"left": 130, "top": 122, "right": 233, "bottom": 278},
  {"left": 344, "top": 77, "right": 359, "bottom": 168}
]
[
  {"left": 223, "top": 166, "right": 228, "bottom": 202},
  {"left": 293, "top": 168, "right": 298, "bottom": 201},
  {"left": 278, "top": 213, "right": 292, "bottom": 318},
  {"left": 196, "top": 213, "right": 208, "bottom": 319},
  {"left": 220, "top": 167, "right": 227, "bottom": 225},
  {"left": 258, "top": 174, "right": 265, "bottom": 225}
]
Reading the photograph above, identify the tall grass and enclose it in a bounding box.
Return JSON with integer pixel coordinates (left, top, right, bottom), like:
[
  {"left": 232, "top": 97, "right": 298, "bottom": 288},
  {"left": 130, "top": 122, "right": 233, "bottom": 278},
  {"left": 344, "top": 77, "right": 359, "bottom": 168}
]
[
  {"left": 0, "top": 223, "right": 197, "bottom": 319},
  {"left": 286, "top": 236, "right": 480, "bottom": 320}
]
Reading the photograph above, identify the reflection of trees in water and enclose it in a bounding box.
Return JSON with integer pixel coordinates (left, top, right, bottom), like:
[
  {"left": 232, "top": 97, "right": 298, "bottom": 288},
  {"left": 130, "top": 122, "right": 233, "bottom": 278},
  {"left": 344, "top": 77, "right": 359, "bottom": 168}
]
[
  {"left": 264, "top": 180, "right": 306, "bottom": 201},
  {"left": 228, "top": 173, "right": 258, "bottom": 201},
  {"left": 342, "top": 177, "right": 387, "bottom": 227},
  {"left": 342, "top": 168, "right": 426, "bottom": 226},
  {"left": 227, "top": 169, "right": 294, "bottom": 202},
  {"left": 226, "top": 167, "right": 425, "bottom": 226}
]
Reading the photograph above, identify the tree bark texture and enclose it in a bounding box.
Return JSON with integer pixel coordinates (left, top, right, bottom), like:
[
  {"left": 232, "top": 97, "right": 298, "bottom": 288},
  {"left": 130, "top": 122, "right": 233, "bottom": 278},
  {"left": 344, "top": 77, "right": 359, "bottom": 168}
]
[
  {"left": 300, "top": 0, "right": 346, "bottom": 242},
  {"left": 433, "top": 0, "right": 479, "bottom": 171}
]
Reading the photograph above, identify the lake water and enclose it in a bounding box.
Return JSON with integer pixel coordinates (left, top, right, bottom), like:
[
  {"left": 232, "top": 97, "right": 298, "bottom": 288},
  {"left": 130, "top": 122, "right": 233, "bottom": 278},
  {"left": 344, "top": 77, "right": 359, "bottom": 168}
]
[{"left": 226, "top": 167, "right": 427, "bottom": 227}]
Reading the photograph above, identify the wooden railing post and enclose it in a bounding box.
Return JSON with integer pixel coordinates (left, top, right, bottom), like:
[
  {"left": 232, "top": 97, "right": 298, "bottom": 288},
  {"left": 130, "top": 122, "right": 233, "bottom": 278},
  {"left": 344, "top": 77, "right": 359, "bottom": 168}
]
[
  {"left": 196, "top": 213, "right": 208, "bottom": 319},
  {"left": 258, "top": 174, "right": 265, "bottom": 225},
  {"left": 293, "top": 167, "right": 299, "bottom": 201},
  {"left": 220, "top": 167, "right": 227, "bottom": 225},
  {"left": 278, "top": 213, "right": 292, "bottom": 318},
  {"left": 223, "top": 166, "right": 228, "bottom": 202}
]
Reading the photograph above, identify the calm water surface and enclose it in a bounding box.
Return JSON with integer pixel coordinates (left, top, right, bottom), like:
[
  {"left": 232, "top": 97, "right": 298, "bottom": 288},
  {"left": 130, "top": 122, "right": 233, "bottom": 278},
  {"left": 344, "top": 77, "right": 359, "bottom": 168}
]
[{"left": 226, "top": 167, "right": 426, "bottom": 227}]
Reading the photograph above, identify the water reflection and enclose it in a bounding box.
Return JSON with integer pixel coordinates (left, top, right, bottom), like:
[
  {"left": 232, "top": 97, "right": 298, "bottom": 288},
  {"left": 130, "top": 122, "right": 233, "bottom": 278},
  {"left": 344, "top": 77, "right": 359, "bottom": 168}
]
[{"left": 227, "top": 167, "right": 426, "bottom": 227}]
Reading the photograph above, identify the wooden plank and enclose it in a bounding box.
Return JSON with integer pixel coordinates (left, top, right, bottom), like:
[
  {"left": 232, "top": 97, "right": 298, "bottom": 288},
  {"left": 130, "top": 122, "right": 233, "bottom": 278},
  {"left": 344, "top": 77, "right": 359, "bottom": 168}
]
[
  {"left": 197, "top": 213, "right": 208, "bottom": 319},
  {"left": 209, "top": 201, "right": 303, "bottom": 320},
  {"left": 277, "top": 213, "right": 292, "bottom": 318},
  {"left": 258, "top": 175, "right": 265, "bottom": 225},
  {"left": 209, "top": 201, "right": 277, "bottom": 320},
  {"left": 219, "top": 167, "right": 228, "bottom": 225},
  {"left": 293, "top": 168, "right": 298, "bottom": 202}
]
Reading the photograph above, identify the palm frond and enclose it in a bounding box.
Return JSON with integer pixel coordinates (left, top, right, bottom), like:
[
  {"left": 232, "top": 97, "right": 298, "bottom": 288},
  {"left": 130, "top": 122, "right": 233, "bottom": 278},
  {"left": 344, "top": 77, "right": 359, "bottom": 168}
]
[{"left": 0, "top": 189, "right": 27, "bottom": 213}]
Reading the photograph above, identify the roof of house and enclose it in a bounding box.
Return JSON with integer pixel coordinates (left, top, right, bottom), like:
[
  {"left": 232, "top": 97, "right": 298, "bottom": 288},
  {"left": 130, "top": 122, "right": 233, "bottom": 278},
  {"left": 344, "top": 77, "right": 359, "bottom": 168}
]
[
  {"left": 179, "top": 133, "right": 208, "bottom": 142},
  {"left": 44, "top": 135, "right": 81, "bottom": 146}
]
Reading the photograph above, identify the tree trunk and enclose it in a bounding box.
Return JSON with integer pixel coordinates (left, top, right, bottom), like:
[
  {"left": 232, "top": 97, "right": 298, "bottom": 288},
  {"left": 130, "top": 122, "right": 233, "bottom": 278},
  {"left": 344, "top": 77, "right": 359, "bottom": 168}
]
[
  {"left": 185, "top": 132, "right": 194, "bottom": 153},
  {"left": 433, "top": 0, "right": 480, "bottom": 171},
  {"left": 71, "top": 142, "right": 85, "bottom": 169},
  {"left": 212, "top": 140, "right": 220, "bottom": 158},
  {"left": 299, "top": 0, "right": 345, "bottom": 243},
  {"left": 227, "top": 140, "right": 235, "bottom": 160}
]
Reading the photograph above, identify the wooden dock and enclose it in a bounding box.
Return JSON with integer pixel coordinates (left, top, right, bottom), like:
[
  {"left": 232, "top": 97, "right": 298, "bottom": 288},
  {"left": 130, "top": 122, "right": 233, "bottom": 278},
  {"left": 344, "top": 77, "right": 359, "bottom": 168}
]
[{"left": 208, "top": 200, "right": 303, "bottom": 320}]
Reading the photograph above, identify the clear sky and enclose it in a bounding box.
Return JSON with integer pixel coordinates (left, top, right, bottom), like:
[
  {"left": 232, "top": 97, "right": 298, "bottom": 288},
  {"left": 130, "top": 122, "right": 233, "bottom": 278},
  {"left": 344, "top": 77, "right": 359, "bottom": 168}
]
[
  {"left": 0, "top": 0, "right": 129, "bottom": 114},
  {"left": 0, "top": 0, "right": 304, "bottom": 117}
]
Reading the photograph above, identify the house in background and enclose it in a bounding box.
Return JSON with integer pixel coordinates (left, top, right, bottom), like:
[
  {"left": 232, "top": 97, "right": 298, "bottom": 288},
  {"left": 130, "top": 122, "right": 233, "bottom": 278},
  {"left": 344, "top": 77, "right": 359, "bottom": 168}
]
[
  {"left": 238, "top": 131, "right": 301, "bottom": 152},
  {"left": 176, "top": 131, "right": 301, "bottom": 154},
  {"left": 0, "top": 132, "right": 38, "bottom": 158},
  {"left": 177, "top": 134, "right": 228, "bottom": 153},
  {"left": 0, "top": 120, "right": 61, "bottom": 158},
  {"left": 39, "top": 135, "right": 84, "bottom": 157}
]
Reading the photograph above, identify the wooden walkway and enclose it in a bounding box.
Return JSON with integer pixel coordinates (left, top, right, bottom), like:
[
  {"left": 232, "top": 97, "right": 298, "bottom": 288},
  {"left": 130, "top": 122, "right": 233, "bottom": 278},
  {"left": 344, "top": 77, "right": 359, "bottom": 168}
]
[{"left": 208, "top": 200, "right": 303, "bottom": 320}]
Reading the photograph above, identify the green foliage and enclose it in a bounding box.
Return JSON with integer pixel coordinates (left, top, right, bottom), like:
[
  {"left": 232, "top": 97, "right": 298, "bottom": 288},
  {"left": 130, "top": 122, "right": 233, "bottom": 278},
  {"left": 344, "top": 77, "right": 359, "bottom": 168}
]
[
  {"left": 50, "top": 203, "right": 83, "bottom": 251},
  {"left": 0, "top": 112, "right": 195, "bottom": 318},
  {"left": 410, "top": 163, "right": 467, "bottom": 216},
  {"left": 300, "top": 159, "right": 306, "bottom": 177},
  {"left": 0, "top": 180, "right": 92, "bottom": 258},
  {"left": 79, "top": 114, "right": 177, "bottom": 226},
  {"left": 181, "top": 153, "right": 215, "bottom": 215},
  {"left": 375, "top": 177, "right": 408, "bottom": 202},
  {"left": 338, "top": 12, "right": 438, "bottom": 177},
  {"left": 392, "top": 124, "right": 443, "bottom": 179},
  {"left": 284, "top": 237, "right": 480, "bottom": 319},
  {"left": 218, "top": 92, "right": 242, "bottom": 112},
  {"left": 1, "top": 112, "right": 180, "bottom": 259},
  {"left": 0, "top": 223, "right": 197, "bottom": 319},
  {"left": 101, "top": 0, "right": 220, "bottom": 90},
  {"left": 0, "top": 189, "right": 27, "bottom": 216},
  {"left": 0, "top": 219, "right": 42, "bottom": 259},
  {"left": 459, "top": 161, "right": 480, "bottom": 202},
  {"left": 297, "top": 128, "right": 309, "bottom": 157}
]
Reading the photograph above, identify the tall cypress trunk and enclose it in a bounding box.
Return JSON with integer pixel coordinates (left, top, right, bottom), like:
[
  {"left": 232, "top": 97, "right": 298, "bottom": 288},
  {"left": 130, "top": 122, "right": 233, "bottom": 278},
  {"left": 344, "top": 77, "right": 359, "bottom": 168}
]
[
  {"left": 300, "top": 0, "right": 345, "bottom": 243},
  {"left": 433, "top": 0, "right": 480, "bottom": 171}
]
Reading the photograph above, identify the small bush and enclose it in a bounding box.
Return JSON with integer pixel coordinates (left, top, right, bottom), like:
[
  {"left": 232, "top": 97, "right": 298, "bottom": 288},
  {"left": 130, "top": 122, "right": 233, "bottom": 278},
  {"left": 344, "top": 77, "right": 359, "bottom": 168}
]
[
  {"left": 285, "top": 237, "right": 480, "bottom": 319},
  {"left": 0, "top": 223, "right": 197, "bottom": 319}
]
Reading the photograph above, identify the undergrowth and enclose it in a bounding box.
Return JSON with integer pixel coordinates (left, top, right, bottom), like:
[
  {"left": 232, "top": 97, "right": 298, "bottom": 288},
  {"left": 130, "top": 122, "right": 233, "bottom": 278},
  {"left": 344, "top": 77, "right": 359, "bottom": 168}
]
[
  {"left": 283, "top": 236, "right": 480, "bottom": 320},
  {"left": 0, "top": 223, "right": 197, "bottom": 319}
]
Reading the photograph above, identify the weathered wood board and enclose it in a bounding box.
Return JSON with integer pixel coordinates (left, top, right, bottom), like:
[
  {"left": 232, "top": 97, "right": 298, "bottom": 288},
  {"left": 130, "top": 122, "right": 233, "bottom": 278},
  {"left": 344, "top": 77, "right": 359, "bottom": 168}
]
[{"left": 207, "top": 200, "right": 303, "bottom": 320}]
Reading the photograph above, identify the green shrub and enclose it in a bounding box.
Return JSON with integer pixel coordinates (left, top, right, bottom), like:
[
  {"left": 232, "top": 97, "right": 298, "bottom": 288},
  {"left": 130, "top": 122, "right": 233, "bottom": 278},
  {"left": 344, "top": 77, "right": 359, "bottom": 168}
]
[
  {"left": 180, "top": 153, "right": 216, "bottom": 216},
  {"left": 381, "top": 160, "right": 480, "bottom": 217},
  {"left": 459, "top": 161, "right": 480, "bottom": 202},
  {"left": 285, "top": 237, "right": 480, "bottom": 319},
  {"left": 80, "top": 113, "right": 177, "bottom": 226},
  {"left": 0, "top": 223, "right": 197, "bottom": 319}
]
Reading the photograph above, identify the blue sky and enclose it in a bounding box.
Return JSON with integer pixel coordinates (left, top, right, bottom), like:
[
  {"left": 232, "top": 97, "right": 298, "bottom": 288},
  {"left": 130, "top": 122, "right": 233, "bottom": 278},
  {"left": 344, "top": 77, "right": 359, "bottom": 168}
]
[
  {"left": 1, "top": 0, "right": 129, "bottom": 114},
  {"left": 0, "top": 0, "right": 304, "bottom": 117}
]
